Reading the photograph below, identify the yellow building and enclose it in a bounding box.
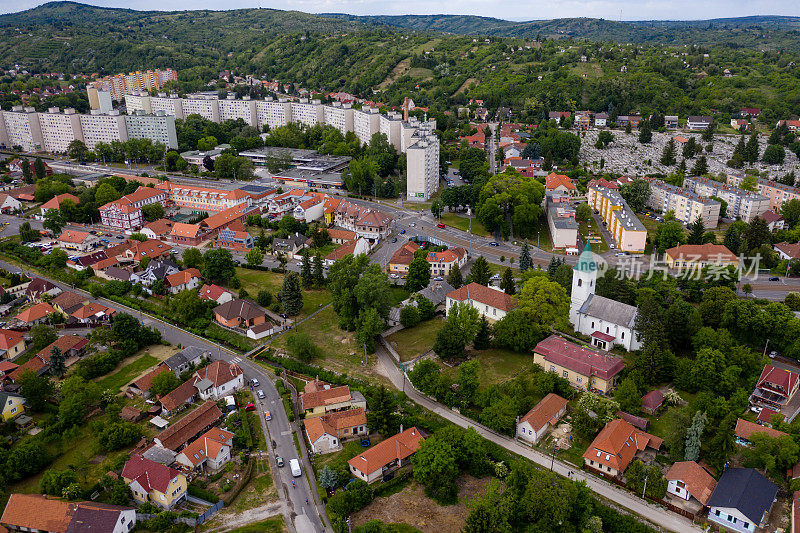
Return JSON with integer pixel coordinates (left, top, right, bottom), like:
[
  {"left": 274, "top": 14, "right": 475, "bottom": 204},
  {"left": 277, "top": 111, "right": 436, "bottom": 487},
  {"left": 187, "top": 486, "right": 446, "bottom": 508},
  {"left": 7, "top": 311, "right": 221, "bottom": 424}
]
[
  {"left": 533, "top": 335, "right": 625, "bottom": 393},
  {"left": 0, "top": 392, "right": 24, "bottom": 421},
  {"left": 587, "top": 184, "right": 647, "bottom": 253},
  {"left": 388, "top": 241, "right": 420, "bottom": 277},
  {"left": 664, "top": 243, "right": 740, "bottom": 271},
  {"left": 122, "top": 455, "right": 187, "bottom": 509}
]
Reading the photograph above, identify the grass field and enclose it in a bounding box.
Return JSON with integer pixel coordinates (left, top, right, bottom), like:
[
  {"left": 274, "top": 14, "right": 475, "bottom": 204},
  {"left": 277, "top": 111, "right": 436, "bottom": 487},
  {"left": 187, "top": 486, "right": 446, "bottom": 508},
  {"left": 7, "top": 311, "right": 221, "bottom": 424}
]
[
  {"left": 385, "top": 318, "right": 444, "bottom": 362},
  {"left": 224, "top": 516, "right": 285, "bottom": 533},
  {"left": 439, "top": 212, "right": 490, "bottom": 237},
  {"left": 441, "top": 348, "right": 533, "bottom": 389},
  {"left": 235, "top": 267, "right": 332, "bottom": 317},
  {"left": 96, "top": 353, "right": 158, "bottom": 392}
]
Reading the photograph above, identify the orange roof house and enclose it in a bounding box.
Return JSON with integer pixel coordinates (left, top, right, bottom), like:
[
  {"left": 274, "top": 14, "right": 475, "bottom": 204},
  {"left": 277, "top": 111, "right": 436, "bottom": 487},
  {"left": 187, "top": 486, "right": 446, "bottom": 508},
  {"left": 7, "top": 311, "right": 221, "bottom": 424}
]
[
  {"left": 14, "top": 302, "right": 57, "bottom": 324},
  {"left": 735, "top": 418, "right": 788, "bottom": 445},
  {"left": 40, "top": 193, "right": 79, "bottom": 213},
  {"left": 516, "top": 393, "right": 569, "bottom": 444},
  {"left": 665, "top": 461, "right": 717, "bottom": 505},
  {"left": 583, "top": 418, "right": 663, "bottom": 476},
  {"left": 545, "top": 173, "right": 577, "bottom": 194},
  {"left": 348, "top": 427, "right": 425, "bottom": 483}
]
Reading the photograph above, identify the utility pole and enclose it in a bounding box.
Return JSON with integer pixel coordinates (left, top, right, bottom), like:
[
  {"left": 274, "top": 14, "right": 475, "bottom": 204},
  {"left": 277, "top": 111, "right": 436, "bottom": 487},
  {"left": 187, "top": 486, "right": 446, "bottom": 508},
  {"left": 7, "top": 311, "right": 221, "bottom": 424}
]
[
  {"left": 642, "top": 471, "right": 649, "bottom": 499},
  {"left": 550, "top": 443, "right": 559, "bottom": 471}
]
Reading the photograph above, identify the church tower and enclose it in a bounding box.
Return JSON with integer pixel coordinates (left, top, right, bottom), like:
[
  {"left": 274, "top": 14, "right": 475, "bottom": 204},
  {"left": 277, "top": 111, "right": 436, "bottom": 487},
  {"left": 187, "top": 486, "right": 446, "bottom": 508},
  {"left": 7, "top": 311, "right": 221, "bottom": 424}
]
[{"left": 569, "top": 241, "right": 598, "bottom": 325}]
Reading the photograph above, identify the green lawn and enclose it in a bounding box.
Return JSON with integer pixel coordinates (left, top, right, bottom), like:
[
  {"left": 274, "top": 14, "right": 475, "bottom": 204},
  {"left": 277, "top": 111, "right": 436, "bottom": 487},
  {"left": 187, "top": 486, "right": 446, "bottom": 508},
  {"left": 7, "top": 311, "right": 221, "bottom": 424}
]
[
  {"left": 388, "top": 287, "right": 411, "bottom": 307},
  {"left": 439, "top": 212, "right": 490, "bottom": 237},
  {"left": 403, "top": 201, "right": 432, "bottom": 211},
  {"left": 442, "top": 348, "right": 533, "bottom": 389},
  {"left": 235, "top": 267, "right": 332, "bottom": 317},
  {"left": 96, "top": 353, "right": 158, "bottom": 392},
  {"left": 224, "top": 517, "right": 285, "bottom": 533},
  {"left": 385, "top": 318, "right": 445, "bottom": 362}
]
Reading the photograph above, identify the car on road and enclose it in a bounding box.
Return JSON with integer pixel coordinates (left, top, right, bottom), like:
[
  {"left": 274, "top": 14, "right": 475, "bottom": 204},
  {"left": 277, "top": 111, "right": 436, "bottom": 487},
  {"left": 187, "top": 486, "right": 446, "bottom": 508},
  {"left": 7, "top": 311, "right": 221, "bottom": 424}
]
[
  {"left": 116, "top": 235, "right": 124, "bottom": 240},
  {"left": 437, "top": 223, "right": 445, "bottom": 229},
  {"left": 257, "top": 390, "right": 265, "bottom": 399},
  {"left": 410, "top": 222, "right": 416, "bottom": 227},
  {"left": 89, "top": 230, "right": 97, "bottom": 235},
  {"left": 264, "top": 410, "right": 272, "bottom": 421},
  {"left": 770, "top": 276, "right": 780, "bottom": 281},
  {"left": 290, "top": 458, "right": 302, "bottom": 477},
  {"left": 252, "top": 378, "right": 260, "bottom": 387},
  {"left": 615, "top": 252, "right": 625, "bottom": 257},
  {"left": 400, "top": 229, "right": 406, "bottom": 234},
  {"left": 489, "top": 241, "right": 499, "bottom": 246},
  {"left": 389, "top": 273, "right": 399, "bottom": 279},
  {"left": 433, "top": 276, "right": 443, "bottom": 281},
  {"left": 769, "top": 351, "right": 778, "bottom": 358},
  {"left": 276, "top": 456, "right": 284, "bottom": 467},
  {"left": 392, "top": 237, "right": 397, "bottom": 243}
]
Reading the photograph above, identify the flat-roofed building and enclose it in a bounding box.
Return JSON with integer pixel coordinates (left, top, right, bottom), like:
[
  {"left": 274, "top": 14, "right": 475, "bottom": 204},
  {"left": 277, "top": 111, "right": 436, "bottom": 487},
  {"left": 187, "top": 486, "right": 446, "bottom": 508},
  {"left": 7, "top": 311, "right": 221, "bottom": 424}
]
[
  {"left": 684, "top": 176, "right": 769, "bottom": 222},
  {"left": 125, "top": 112, "right": 178, "bottom": 149},
  {"left": 38, "top": 108, "right": 83, "bottom": 153},
  {"left": 290, "top": 99, "right": 324, "bottom": 127},
  {"left": 324, "top": 102, "right": 354, "bottom": 135},
  {"left": 218, "top": 97, "right": 256, "bottom": 127},
  {"left": 648, "top": 179, "right": 721, "bottom": 228},
  {"left": 79, "top": 112, "right": 127, "bottom": 148},
  {"left": 255, "top": 98, "right": 291, "bottom": 130},
  {"left": 181, "top": 95, "right": 220, "bottom": 122},
  {"left": 150, "top": 94, "right": 184, "bottom": 119},
  {"left": 354, "top": 106, "right": 381, "bottom": 145},
  {"left": 587, "top": 184, "right": 647, "bottom": 253},
  {"left": 1, "top": 106, "right": 43, "bottom": 151},
  {"left": 379, "top": 112, "right": 403, "bottom": 152}
]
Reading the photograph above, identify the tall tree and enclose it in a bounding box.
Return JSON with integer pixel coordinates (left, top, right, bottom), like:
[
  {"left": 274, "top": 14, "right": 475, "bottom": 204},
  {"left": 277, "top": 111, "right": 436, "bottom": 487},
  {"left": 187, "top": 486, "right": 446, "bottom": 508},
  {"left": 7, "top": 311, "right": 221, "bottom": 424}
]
[
  {"left": 473, "top": 315, "right": 492, "bottom": 350},
  {"left": 312, "top": 252, "right": 325, "bottom": 286},
  {"left": 366, "top": 385, "right": 398, "bottom": 437},
  {"left": 447, "top": 263, "right": 463, "bottom": 289},
  {"left": 470, "top": 256, "right": 491, "bottom": 286},
  {"left": 519, "top": 242, "right": 532, "bottom": 272},
  {"left": 638, "top": 119, "right": 652, "bottom": 144},
  {"left": 406, "top": 253, "right": 431, "bottom": 292},
  {"left": 34, "top": 157, "right": 46, "bottom": 180},
  {"left": 280, "top": 272, "right": 304, "bottom": 316},
  {"left": 300, "top": 249, "right": 313, "bottom": 288},
  {"left": 684, "top": 411, "right": 707, "bottom": 461},
  {"left": 687, "top": 217, "right": 705, "bottom": 245},
  {"left": 433, "top": 301, "right": 479, "bottom": 359},
  {"left": 245, "top": 247, "right": 263, "bottom": 267},
  {"left": 744, "top": 132, "right": 760, "bottom": 164},
  {"left": 500, "top": 267, "right": 515, "bottom": 295},
  {"left": 49, "top": 347, "right": 65, "bottom": 377},
  {"left": 660, "top": 138, "right": 677, "bottom": 166},
  {"left": 690, "top": 155, "right": 708, "bottom": 176},
  {"left": 203, "top": 248, "right": 236, "bottom": 283}
]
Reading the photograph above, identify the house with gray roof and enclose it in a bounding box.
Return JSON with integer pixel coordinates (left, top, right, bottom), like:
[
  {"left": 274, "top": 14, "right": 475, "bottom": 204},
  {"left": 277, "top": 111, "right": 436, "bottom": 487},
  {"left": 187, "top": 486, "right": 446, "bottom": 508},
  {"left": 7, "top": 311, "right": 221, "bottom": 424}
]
[
  {"left": 569, "top": 243, "right": 641, "bottom": 352},
  {"left": 707, "top": 468, "right": 777, "bottom": 533},
  {"left": 163, "top": 346, "right": 208, "bottom": 377}
]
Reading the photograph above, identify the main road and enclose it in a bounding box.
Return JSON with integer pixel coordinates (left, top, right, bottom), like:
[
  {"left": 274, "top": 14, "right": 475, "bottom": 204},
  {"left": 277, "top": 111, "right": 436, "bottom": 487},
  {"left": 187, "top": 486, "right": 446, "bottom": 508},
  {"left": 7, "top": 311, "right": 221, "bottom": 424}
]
[
  {"left": 0, "top": 256, "right": 326, "bottom": 532},
  {"left": 374, "top": 345, "right": 700, "bottom": 533}
]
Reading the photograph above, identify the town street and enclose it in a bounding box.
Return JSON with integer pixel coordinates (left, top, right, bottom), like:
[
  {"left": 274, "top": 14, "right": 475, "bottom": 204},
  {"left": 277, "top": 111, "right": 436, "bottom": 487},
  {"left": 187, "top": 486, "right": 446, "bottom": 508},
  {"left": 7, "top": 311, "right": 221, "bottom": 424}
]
[
  {"left": 0, "top": 257, "right": 327, "bottom": 533},
  {"left": 375, "top": 345, "right": 701, "bottom": 533}
]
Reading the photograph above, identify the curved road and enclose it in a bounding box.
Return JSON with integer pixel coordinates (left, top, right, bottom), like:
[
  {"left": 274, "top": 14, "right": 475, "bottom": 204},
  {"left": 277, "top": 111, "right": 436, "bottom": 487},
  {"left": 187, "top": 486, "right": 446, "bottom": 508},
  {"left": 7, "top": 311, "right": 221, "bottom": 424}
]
[
  {"left": 375, "top": 345, "right": 700, "bottom": 533},
  {"left": 0, "top": 257, "right": 327, "bottom": 533}
]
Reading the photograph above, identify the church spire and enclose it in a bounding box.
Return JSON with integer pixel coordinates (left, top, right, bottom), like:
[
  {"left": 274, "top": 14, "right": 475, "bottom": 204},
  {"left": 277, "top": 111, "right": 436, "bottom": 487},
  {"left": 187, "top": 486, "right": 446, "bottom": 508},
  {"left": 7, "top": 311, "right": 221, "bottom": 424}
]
[{"left": 574, "top": 241, "right": 597, "bottom": 273}]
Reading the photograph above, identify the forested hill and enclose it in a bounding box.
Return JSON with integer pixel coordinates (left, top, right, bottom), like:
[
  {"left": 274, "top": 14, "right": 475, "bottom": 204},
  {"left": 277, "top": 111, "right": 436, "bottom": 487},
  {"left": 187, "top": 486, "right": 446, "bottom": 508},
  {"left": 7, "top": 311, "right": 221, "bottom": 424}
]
[{"left": 322, "top": 13, "right": 800, "bottom": 49}]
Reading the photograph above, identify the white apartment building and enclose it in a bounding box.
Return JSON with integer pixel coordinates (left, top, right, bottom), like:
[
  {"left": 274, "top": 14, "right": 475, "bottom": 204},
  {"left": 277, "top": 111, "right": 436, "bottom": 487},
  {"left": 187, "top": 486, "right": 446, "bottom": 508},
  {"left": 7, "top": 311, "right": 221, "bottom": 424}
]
[
  {"left": 353, "top": 106, "right": 381, "bottom": 145},
  {"left": 1, "top": 106, "right": 43, "bottom": 151},
  {"left": 125, "top": 112, "right": 178, "bottom": 149},
  {"left": 684, "top": 176, "right": 770, "bottom": 222},
  {"left": 218, "top": 97, "right": 256, "bottom": 126},
  {"left": 401, "top": 117, "right": 437, "bottom": 152},
  {"left": 79, "top": 111, "right": 127, "bottom": 148},
  {"left": 181, "top": 96, "right": 220, "bottom": 122},
  {"left": 648, "top": 179, "right": 721, "bottom": 228},
  {"left": 324, "top": 103, "right": 354, "bottom": 135},
  {"left": 379, "top": 112, "right": 403, "bottom": 152},
  {"left": 406, "top": 135, "right": 440, "bottom": 201},
  {"left": 290, "top": 99, "right": 324, "bottom": 127},
  {"left": 255, "top": 98, "right": 291, "bottom": 131},
  {"left": 150, "top": 94, "right": 184, "bottom": 119},
  {"left": 124, "top": 92, "right": 152, "bottom": 114},
  {"left": 38, "top": 108, "right": 83, "bottom": 153}
]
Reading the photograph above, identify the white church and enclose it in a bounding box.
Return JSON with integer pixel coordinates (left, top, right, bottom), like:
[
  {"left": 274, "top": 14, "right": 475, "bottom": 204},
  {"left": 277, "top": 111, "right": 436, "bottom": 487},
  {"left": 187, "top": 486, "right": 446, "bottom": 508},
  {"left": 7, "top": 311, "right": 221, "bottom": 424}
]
[{"left": 569, "top": 243, "right": 642, "bottom": 352}]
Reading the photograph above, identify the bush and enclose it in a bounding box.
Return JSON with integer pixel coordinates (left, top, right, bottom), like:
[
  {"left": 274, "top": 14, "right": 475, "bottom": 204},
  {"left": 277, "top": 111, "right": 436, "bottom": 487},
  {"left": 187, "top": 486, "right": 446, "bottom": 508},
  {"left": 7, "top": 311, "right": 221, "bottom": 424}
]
[
  {"left": 286, "top": 332, "right": 322, "bottom": 362},
  {"left": 188, "top": 484, "right": 219, "bottom": 503},
  {"left": 399, "top": 306, "right": 420, "bottom": 328}
]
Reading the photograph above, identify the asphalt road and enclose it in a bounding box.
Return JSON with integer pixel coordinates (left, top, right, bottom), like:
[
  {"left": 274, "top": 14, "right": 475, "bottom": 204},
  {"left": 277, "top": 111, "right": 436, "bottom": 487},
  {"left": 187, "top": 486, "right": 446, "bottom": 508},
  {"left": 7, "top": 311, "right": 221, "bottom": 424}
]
[
  {"left": 0, "top": 256, "right": 326, "bottom": 533},
  {"left": 374, "top": 345, "right": 700, "bottom": 533}
]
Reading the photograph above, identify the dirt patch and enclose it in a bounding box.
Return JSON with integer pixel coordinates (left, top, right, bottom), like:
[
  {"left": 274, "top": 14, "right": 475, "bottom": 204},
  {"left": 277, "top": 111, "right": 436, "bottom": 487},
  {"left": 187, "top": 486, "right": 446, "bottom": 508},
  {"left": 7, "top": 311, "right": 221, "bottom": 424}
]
[
  {"left": 89, "top": 454, "right": 106, "bottom": 465},
  {"left": 350, "top": 476, "right": 490, "bottom": 532},
  {"left": 379, "top": 58, "right": 411, "bottom": 90},
  {"left": 453, "top": 77, "right": 477, "bottom": 96}
]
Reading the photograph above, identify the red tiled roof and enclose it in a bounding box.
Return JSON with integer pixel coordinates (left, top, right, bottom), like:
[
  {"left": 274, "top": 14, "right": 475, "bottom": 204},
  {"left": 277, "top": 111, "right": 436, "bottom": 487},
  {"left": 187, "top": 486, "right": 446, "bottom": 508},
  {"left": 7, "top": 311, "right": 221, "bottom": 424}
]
[
  {"left": 122, "top": 454, "right": 181, "bottom": 493},
  {"left": 446, "top": 283, "right": 518, "bottom": 312},
  {"left": 58, "top": 229, "right": 92, "bottom": 244},
  {"left": 170, "top": 223, "right": 203, "bottom": 239},
  {"left": 348, "top": 427, "right": 425, "bottom": 476},
  {"left": 166, "top": 268, "right": 202, "bottom": 288},
  {"left": 198, "top": 284, "right": 232, "bottom": 301},
  {"left": 641, "top": 390, "right": 665, "bottom": 411},
  {"left": 40, "top": 193, "right": 79, "bottom": 211},
  {"left": 15, "top": 302, "right": 57, "bottom": 323},
  {"left": 735, "top": 418, "right": 788, "bottom": 441},
  {"left": 0, "top": 329, "right": 24, "bottom": 350},
  {"left": 583, "top": 419, "right": 662, "bottom": 473},
  {"left": 177, "top": 428, "right": 234, "bottom": 466},
  {"left": 757, "top": 407, "right": 781, "bottom": 425},
  {"left": 156, "top": 400, "right": 223, "bottom": 450},
  {"left": 535, "top": 335, "right": 625, "bottom": 382},
  {"left": 757, "top": 364, "right": 799, "bottom": 396},
  {"left": 326, "top": 240, "right": 359, "bottom": 262},
  {"left": 72, "top": 302, "right": 114, "bottom": 320},
  {"left": 301, "top": 385, "right": 352, "bottom": 410},
  {"left": 426, "top": 248, "right": 466, "bottom": 264},
  {"left": 203, "top": 205, "right": 250, "bottom": 231},
  {"left": 519, "top": 393, "right": 568, "bottom": 433},
  {"left": 389, "top": 241, "right": 419, "bottom": 266},
  {"left": 545, "top": 173, "right": 576, "bottom": 191},
  {"left": 143, "top": 218, "right": 174, "bottom": 236},
  {"left": 194, "top": 360, "right": 243, "bottom": 387},
  {"left": 775, "top": 242, "right": 800, "bottom": 260},
  {"left": 665, "top": 461, "right": 717, "bottom": 505},
  {"left": 0, "top": 494, "right": 72, "bottom": 531},
  {"left": 159, "top": 378, "right": 198, "bottom": 412},
  {"left": 36, "top": 335, "right": 88, "bottom": 360},
  {"left": 131, "top": 365, "right": 170, "bottom": 392},
  {"left": 665, "top": 244, "right": 738, "bottom": 263}
]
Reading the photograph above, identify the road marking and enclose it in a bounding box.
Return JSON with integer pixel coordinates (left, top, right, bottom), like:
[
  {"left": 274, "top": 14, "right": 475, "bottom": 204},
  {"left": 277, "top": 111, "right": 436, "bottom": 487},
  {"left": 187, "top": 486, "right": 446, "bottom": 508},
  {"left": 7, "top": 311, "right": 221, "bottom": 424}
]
[
  {"left": 281, "top": 430, "right": 292, "bottom": 436},
  {"left": 231, "top": 356, "right": 242, "bottom": 363}
]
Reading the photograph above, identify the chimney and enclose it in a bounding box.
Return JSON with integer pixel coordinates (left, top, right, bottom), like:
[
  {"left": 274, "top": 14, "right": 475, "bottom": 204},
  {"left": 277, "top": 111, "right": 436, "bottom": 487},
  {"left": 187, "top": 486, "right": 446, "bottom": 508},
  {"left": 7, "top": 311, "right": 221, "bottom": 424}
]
[
  {"left": 403, "top": 98, "right": 409, "bottom": 122},
  {"left": 399, "top": 424, "right": 404, "bottom": 433}
]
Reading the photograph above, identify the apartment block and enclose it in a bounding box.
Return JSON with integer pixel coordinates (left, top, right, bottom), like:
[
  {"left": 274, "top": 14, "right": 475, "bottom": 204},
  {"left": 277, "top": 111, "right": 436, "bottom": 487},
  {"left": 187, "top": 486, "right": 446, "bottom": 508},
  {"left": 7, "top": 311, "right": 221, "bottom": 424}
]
[
  {"left": 684, "top": 176, "right": 770, "bottom": 222},
  {"left": 323, "top": 103, "right": 354, "bottom": 135},
  {"left": 218, "top": 97, "right": 257, "bottom": 127},
  {"left": 255, "top": 98, "right": 291, "bottom": 131},
  {"left": 353, "top": 106, "right": 381, "bottom": 145},
  {"left": 1, "top": 106, "right": 43, "bottom": 152},
  {"left": 648, "top": 179, "right": 721, "bottom": 228},
  {"left": 587, "top": 184, "right": 647, "bottom": 253},
  {"left": 406, "top": 134, "right": 440, "bottom": 202},
  {"left": 379, "top": 112, "right": 403, "bottom": 152},
  {"left": 92, "top": 68, "right": 178, "bottom": 100},
  {"left": 290, "top": 99, "right": 324, "bottom": 127},
  {"left": 726, "top": 174, "right": 800, "bottom": 213},
  {"left": 87, "top": 87, "right": 113, "bottom": 113},
  {"left": 181, "top": 95, "right": 220, "bottom": 122},
  {"left": 151, "top": 94, "right": 184, "bottom": 119},
  {"left": 401, "top": 117, "right": 437, "bottom": 152},
  {"left": 79, "top": 111, "right": 127, "bottom": 148},
  {"left": 124, "top": 92, "right": 152, "bottom": 114},
  {"left": 38, "top": 108, "right": 83, "bottom": 153},
  {"left": 125, "top": 112, "right": 178, "bottom": 149}
]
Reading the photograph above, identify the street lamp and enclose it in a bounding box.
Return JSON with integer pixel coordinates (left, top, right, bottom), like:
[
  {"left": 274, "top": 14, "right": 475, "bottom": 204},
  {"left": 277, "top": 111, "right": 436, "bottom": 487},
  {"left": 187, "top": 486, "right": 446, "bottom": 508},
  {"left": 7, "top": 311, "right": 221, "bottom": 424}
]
[{"left": 550, "top": 443, "right": 559, "bottom": 471}]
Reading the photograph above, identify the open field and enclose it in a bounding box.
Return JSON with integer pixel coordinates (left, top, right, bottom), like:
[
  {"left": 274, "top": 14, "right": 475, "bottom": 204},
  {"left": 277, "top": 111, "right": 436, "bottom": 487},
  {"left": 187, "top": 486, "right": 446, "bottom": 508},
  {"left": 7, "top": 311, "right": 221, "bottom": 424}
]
[
  {"left": 96, "top": 353, "right": 158, "bottom": 392},
  {"left": 441, "top": 348, "right": 533, "bottom": 389},
  {"left": 439, "top": 212, "right": 489, "bottom": 237},
  {"left": 385, "top": 318, "right": 444, "bottom": 362},
  {"left": 235, "top": 267, "right": 332, "bottom": 317}
]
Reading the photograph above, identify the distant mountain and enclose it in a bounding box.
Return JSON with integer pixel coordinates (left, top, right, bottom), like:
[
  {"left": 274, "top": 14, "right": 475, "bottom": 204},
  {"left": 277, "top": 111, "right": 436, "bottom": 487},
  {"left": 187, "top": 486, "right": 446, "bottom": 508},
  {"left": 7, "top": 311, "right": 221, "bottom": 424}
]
[{"left": 321, "top": 13, "right": 800, "bottom": 48}]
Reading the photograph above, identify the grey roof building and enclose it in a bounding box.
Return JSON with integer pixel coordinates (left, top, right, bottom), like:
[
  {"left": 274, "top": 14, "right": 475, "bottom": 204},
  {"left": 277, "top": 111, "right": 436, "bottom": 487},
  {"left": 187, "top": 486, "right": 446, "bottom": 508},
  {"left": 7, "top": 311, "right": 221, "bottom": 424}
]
[
  {"left": 164, "top": 346, "right": 208, "bottom": 376},
  {"left": 707, "top": 468, "right": 777, "bottom": 531}
]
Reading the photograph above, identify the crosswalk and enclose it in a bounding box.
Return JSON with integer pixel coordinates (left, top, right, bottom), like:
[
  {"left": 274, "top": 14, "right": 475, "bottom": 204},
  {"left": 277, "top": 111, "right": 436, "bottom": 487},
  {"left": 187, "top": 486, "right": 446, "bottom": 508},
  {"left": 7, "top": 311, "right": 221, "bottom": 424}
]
[{"left": 231, "top": 356, "right": 242, "bottom": 364}]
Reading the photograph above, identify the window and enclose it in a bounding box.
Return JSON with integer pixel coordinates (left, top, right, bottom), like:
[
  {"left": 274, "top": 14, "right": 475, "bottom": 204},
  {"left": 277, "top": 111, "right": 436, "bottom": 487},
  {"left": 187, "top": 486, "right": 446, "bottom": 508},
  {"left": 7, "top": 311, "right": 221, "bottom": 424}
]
[
  {"left": 578, "top": 279, "right": 582, "bottom": 287},
  {"left": 550, "top": 365, "right": 555, "bottom": 372},
  {"left": 563, "top": 370, "right": 568, "bottom": 378},
  {"left": 621, "top": 332, "right": 625, "bottom": 339},
  {"left": 591, "top": 321, "right": 595, "bottom": 328},
  {"left": 576, "top": 376, "right": 582, "bottom": 383}
]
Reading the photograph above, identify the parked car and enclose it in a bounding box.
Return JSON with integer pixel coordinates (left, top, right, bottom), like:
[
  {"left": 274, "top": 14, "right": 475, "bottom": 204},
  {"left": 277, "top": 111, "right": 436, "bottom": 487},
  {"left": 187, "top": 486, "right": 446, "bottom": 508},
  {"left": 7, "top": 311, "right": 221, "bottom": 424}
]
[
  {"left": 245, "top": 403, "right": 256, "bottom": 412},
  {"left": 769, "top": 276, "right": 780, "bottom": 281},
  {"left": 276, "top": 456, "right": 284, "bottom": 467},
  {"left": 400, "top": 229, "right": 406, "bottom": 234},
  {"left": 389, "top": 273, "right": 399, "bottom": 279},
  {"left": 489, "top": 241, "right": 499, "bottom": 246},
  {"left": 252, "top": 378, "right": 260, "bottom": 387},
  {"left": 392, "top": 237, "right": 397, "bottom": 243},
  {"left": 264, "top": 411, "right": 272, "bottom": 421},
  {"left": 290, "top": 459, "right": 302, "bottom": 477},
  {"left": 257, "top": 390, "right": 265, "bottom": 399}
]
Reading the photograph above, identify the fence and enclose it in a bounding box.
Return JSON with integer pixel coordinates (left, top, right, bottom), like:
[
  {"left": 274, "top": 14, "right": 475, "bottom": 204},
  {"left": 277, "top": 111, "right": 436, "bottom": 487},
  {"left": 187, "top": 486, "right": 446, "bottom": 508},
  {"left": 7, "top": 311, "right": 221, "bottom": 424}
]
[
  {"left": 135, "top": 499, "right": 224, "bottom": 527},
  {"left": 196, "top": 500, "right": 225, "bottom": 526}
]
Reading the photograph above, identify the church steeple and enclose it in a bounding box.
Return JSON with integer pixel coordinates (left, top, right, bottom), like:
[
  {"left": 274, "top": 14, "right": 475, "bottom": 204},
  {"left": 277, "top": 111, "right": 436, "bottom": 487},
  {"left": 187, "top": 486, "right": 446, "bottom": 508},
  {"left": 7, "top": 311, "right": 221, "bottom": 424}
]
[{"left": 569, "top": 241, "right": 598, "bottom": 324}]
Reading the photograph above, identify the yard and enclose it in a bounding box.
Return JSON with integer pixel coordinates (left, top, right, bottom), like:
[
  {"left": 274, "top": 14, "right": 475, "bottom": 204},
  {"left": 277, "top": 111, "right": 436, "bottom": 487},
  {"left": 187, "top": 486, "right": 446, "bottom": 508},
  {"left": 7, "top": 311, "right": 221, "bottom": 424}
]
[
  {"left": 385, "top": 318, "right": 444, "bottom": 362},
  {"left": 269, "top": 306, "right": 389, "bottom": 383},
  {"left": 350, "top": 476, "right": 489, "bottom": 533},
  {"left": 235, "top": 267, "right": 332, "bottom": 317},
  {"left": 96, "top": 352, "right": 159, "bottom": 392},
  {"left": 441, "top": 348, "right": 533, "bottom": 389},
  {"left": 579, "top": 217, "right": 609, "bottom": 253},
  {"left": 439, "top": 212, "right": 489, "bottom": 237}
]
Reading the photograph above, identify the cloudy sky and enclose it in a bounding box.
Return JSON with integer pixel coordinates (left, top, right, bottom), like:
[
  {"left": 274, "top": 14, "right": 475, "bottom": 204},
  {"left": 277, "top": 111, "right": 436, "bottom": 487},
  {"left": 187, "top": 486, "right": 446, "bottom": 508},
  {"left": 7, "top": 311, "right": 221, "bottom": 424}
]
[{"left": 3, "top": 0, "right": 800, "bottom": 20}]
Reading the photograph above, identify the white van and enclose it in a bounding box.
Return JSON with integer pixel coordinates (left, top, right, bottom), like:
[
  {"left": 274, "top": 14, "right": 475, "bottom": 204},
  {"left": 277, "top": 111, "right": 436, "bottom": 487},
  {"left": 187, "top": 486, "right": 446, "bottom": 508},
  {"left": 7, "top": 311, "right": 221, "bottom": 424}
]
[{"left": 290, "top": 458, "right": 302, "bottom": 477}]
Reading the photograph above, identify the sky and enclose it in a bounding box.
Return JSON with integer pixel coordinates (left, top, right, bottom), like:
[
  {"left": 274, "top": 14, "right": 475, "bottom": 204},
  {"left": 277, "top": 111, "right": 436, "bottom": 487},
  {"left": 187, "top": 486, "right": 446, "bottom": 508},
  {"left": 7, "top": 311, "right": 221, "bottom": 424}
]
[{"left": 2, "top": 0, "right": 800, "bottom": 21}]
